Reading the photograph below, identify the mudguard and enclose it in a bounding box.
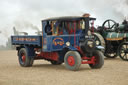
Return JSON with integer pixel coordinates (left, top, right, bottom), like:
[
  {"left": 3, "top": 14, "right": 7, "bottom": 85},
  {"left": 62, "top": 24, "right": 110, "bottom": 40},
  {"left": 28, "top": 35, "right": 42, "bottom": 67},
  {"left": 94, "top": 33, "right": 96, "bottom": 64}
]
[
  {"left": 24, "top": 46, "right": 35, "bottom": 57},
  {"left": 66, "top": 46, "right": 77, "bottom": 51}
]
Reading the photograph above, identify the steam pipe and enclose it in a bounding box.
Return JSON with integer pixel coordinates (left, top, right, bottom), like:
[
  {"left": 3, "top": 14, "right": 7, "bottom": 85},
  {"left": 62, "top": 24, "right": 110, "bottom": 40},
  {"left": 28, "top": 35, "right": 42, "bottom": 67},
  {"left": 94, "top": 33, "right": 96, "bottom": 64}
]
[{"left": 85, "top": 17, "right": 89, "bottom": 36}]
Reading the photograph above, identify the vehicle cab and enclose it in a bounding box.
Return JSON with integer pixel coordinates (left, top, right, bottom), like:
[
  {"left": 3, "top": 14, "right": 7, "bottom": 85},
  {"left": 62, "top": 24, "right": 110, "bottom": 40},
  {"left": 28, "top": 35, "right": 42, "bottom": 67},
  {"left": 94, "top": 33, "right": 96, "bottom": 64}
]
[{"left": 42, "top": 16, "right": 96, "bottom": 52}]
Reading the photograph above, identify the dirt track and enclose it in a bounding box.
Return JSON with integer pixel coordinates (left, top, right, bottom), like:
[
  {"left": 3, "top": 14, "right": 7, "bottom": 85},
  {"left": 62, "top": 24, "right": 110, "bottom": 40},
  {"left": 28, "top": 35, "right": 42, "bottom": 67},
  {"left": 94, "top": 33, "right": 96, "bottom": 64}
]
[{"left": 0, "top": 50, "right": 128, "bottom": 85}]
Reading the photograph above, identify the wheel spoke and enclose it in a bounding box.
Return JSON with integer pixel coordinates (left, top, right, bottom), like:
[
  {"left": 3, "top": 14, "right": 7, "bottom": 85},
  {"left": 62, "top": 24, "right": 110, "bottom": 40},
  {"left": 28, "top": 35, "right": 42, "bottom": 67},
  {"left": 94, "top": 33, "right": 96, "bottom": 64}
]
[
  {"left": 124, "top": 53, "right": 128, "bottom": 59},
  {"left": 121, "top": 53, "right": 125, "bottom": 57},
  {"left": 108, "top": 21, "right": 110, "bottom": 28},
  {"left": 120, "top": 48, "right": 125, "bottom": 53},
  {"left": 123, "top": 45, "right": 127, "bottom": 50},
  {"left": 122, "top": 45, "right": 126, "bottom": 49},
  {"left": 120, "top": 45, "right": 127, "bottom": 53},
  {"left": 123, "top": 53, "right": 126, "bottom": 58}
]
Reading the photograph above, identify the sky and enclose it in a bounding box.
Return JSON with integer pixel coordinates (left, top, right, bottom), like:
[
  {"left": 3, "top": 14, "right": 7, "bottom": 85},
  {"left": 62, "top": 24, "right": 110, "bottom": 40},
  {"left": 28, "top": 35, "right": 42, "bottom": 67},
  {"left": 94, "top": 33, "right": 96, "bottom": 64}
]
[{"left": 0, "top": 0, "right": 128, "bottom": 46}]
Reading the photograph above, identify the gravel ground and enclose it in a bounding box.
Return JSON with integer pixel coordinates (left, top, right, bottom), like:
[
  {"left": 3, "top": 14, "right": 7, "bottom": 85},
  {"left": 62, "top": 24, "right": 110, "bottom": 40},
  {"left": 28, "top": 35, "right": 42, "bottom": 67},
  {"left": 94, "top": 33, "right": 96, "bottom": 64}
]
[{"left": 0, "top": 50, "right": 128, "bottom": 85}]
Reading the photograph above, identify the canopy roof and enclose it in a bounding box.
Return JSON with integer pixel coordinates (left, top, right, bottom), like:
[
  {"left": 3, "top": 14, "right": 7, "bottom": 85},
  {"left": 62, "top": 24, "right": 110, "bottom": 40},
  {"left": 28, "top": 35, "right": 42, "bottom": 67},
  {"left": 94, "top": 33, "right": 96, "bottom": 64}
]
[{"left": 42, "top": 16, "right": 96, "bottom": 21}]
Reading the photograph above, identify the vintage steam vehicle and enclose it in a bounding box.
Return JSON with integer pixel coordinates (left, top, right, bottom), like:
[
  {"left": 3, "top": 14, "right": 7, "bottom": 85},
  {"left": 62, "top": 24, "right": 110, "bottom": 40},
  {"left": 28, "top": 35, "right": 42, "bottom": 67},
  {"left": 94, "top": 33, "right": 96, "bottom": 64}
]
[
  {"left": 11, "top": 15, "right": 104, "bottom": 71},
  {"left": 92, "top": 19, "right": 128, "bottom": 61}
]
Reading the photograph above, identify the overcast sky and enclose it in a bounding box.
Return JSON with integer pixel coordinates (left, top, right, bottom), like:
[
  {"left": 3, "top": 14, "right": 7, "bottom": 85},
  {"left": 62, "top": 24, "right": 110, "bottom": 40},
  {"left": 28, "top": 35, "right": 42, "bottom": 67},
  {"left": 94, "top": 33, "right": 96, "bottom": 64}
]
[{"left": 0, "top": 0, "right": 127, "bottom": 46}]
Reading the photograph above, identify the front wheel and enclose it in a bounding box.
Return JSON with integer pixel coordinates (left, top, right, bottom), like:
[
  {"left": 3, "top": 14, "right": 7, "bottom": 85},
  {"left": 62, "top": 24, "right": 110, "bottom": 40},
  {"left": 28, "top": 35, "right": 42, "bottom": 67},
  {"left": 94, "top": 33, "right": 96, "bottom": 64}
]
[
  {"left": 64, "top": 51, "right": 81, "bottom": 71},
  {"left": 18, "top": 48, "right": 34, "bottom": 67},
  {"left": 89, "top": 51, "right": 104, "bottom": 69}
]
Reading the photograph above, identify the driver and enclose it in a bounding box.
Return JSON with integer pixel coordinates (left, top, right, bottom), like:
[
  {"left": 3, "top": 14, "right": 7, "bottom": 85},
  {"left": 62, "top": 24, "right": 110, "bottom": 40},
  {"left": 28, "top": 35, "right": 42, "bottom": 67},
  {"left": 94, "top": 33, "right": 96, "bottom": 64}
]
[{"left": 45, "top": 21, "right": 52, "bottom": 35}]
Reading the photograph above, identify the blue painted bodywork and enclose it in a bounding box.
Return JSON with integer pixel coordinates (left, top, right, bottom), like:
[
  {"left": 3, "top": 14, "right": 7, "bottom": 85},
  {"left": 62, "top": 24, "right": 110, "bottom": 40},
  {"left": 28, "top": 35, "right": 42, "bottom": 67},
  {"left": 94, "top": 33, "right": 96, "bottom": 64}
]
[
  {"left": 11, "top": 33, "right": 82, "bottom": 52},
  {"left": 41, "top": 21, "right": 82, "bottom": 52},
  {"left": 11, "top": 36, "right": 42, "bottom": 47},
  {"left": 42, "top": 34, "right": 80, "bottom": 52},
  {"left": 11, "top": 17, "right": 95, "bottom": 52}
]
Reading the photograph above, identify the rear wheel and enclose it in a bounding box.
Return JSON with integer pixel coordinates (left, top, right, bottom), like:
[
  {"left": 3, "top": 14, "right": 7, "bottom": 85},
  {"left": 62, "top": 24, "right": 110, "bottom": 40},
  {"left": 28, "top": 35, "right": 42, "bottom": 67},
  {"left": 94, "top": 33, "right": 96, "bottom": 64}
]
[
  {"left": 18, "top": 48, "right": 34, "bottom": 67},
  {"left": 118, "top": 42, "right": 128, "bottom": 61},
  {"left": 89, "top": 51, "right": 104, "bottom": 69},
  {"left": 93, "top": 33, "right": 105, "bottom": 52},
  {"left": 105, "top": 53, "right": 117, "bottom": 58},
  {"left": 50, "top": 61, "right": 62, "bottom": 65},
  {"left": 64, "top": 51, "right": 81, "bottom": 71}
]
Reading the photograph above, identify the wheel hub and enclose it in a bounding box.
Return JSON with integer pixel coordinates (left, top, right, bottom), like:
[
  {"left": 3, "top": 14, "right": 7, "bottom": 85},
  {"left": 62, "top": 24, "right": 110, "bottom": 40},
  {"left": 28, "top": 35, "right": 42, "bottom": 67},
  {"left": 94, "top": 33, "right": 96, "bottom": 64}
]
[
  {"left": 67, "top": 56, "right": 75, "bottom": 66},
  {"left": 21, "top": 53, "right": 26, "bottom": 62}
]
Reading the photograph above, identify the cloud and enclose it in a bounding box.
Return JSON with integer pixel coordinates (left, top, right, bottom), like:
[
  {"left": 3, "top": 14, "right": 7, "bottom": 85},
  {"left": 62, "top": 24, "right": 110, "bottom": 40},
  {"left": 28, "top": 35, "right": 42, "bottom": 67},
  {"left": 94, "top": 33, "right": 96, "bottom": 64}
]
[{"left": 0, "top": 0, "right": 128, "bottom": 46}]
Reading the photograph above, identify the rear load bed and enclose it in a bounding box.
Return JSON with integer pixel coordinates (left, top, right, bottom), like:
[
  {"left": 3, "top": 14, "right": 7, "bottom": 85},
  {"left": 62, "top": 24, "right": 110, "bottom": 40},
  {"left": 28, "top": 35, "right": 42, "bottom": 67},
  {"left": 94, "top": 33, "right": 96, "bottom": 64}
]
[{"left": 11, "top": 36, "right": 42, "bottom": 47}]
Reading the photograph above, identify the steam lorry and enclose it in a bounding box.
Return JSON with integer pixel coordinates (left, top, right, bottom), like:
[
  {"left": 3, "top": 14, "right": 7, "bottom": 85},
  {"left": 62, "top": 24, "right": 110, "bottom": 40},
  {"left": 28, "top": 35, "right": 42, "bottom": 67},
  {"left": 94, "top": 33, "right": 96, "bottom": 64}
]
[{"left": 11, "top": 15, "right": 104, "bottom": 71}]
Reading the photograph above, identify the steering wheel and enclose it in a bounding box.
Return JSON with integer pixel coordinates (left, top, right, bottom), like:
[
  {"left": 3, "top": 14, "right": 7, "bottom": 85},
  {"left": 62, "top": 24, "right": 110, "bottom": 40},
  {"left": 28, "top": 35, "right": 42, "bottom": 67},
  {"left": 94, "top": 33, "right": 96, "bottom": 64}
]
[{"left": 102, "top": 19, "right": 117, "bottom": 31}]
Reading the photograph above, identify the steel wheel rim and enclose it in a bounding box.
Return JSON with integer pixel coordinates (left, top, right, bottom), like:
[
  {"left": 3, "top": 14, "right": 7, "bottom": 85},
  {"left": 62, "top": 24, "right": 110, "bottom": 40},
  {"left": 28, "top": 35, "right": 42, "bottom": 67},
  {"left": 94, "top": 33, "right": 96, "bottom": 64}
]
[
  {"left": 93, "top": 56, "right": 98, "bottom": 65},
  {"left": 67, "top": 56, "right": 75, "bottom": 66},
  {"left": 119, "top": 43, "right": 128, "bottom": 60},
  {"left": 21, "top": 53, "right": 26, "bottom": 62}
]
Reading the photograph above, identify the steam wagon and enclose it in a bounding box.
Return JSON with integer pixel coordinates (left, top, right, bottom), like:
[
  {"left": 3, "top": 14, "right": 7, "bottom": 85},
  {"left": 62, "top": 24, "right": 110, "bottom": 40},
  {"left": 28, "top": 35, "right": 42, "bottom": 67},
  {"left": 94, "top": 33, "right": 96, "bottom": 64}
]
[
  {"left": 11, "top": 15, "right": 104, "bottom": 70},
  {"left": 92, "top": 19, "right": 128, "bottom": 61}
]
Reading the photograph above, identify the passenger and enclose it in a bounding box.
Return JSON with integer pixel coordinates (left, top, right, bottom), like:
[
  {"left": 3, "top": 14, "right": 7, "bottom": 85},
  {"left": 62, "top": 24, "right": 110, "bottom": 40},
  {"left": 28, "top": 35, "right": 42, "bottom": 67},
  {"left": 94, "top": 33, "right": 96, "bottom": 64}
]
[{"left": 59, "top": 22, "right": 68, "bottom": 35}]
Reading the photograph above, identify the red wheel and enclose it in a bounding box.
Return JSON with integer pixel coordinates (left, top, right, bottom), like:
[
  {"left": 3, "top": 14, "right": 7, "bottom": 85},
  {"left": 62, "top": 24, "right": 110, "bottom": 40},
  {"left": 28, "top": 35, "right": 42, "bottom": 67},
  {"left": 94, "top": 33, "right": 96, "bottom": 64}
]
[
  {"left": 18, "top": 48, "right": 34, "bottom": 67},
  {"left": 64, "top": 51, "right": 81, "bottom": 71},
  {"left": 21, "top": 53, "right": 26, "bottom": 62},
  {"left": 89, "top": 51, "right": 104, "bottom": 69},
  {"left": 67, "top": 56, "right": 75, "bottom": 66}
]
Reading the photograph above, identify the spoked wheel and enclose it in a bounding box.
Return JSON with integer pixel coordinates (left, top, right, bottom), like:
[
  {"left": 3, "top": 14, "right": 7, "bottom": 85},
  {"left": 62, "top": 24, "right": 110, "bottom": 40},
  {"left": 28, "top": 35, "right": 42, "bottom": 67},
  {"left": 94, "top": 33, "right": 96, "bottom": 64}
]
[
  {"left": 89, "top": 51, "right": 104, "bottom": 69},
  {"left": 118, "top": 42, "right": 128, "bottom": 61},
  {"left": 50, "top": 61, "right": 62, "bottom": 65},
  {"left": 105, "top": 53, "right": 117, "bottom": 58},
  {"left": 64, "top": 51, "right": 81, "bottom": 71},
  {"left": 18, "top": 48, "right": 34, "bottom": 67},
  {"left": 93, "top": 33, "right": 105, "bottom": 52},
  {"left": 102, "top": 19, "right": 117, "bottom": 31}
]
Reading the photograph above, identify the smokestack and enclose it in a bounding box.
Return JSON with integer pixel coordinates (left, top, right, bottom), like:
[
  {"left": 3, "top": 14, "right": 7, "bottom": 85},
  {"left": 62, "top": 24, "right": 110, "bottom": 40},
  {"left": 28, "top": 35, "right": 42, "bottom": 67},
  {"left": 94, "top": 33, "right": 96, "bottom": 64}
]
[{"left": 13, "top": 27, "right": 19, "bottom": 35}]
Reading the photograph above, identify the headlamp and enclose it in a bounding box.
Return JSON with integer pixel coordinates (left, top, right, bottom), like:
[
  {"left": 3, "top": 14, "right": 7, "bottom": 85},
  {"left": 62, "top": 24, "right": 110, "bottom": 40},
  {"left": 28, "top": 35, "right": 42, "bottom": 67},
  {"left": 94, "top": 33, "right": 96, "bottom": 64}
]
[{"left": 66, "top": 42, "right": 70, "bottom": 46}]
